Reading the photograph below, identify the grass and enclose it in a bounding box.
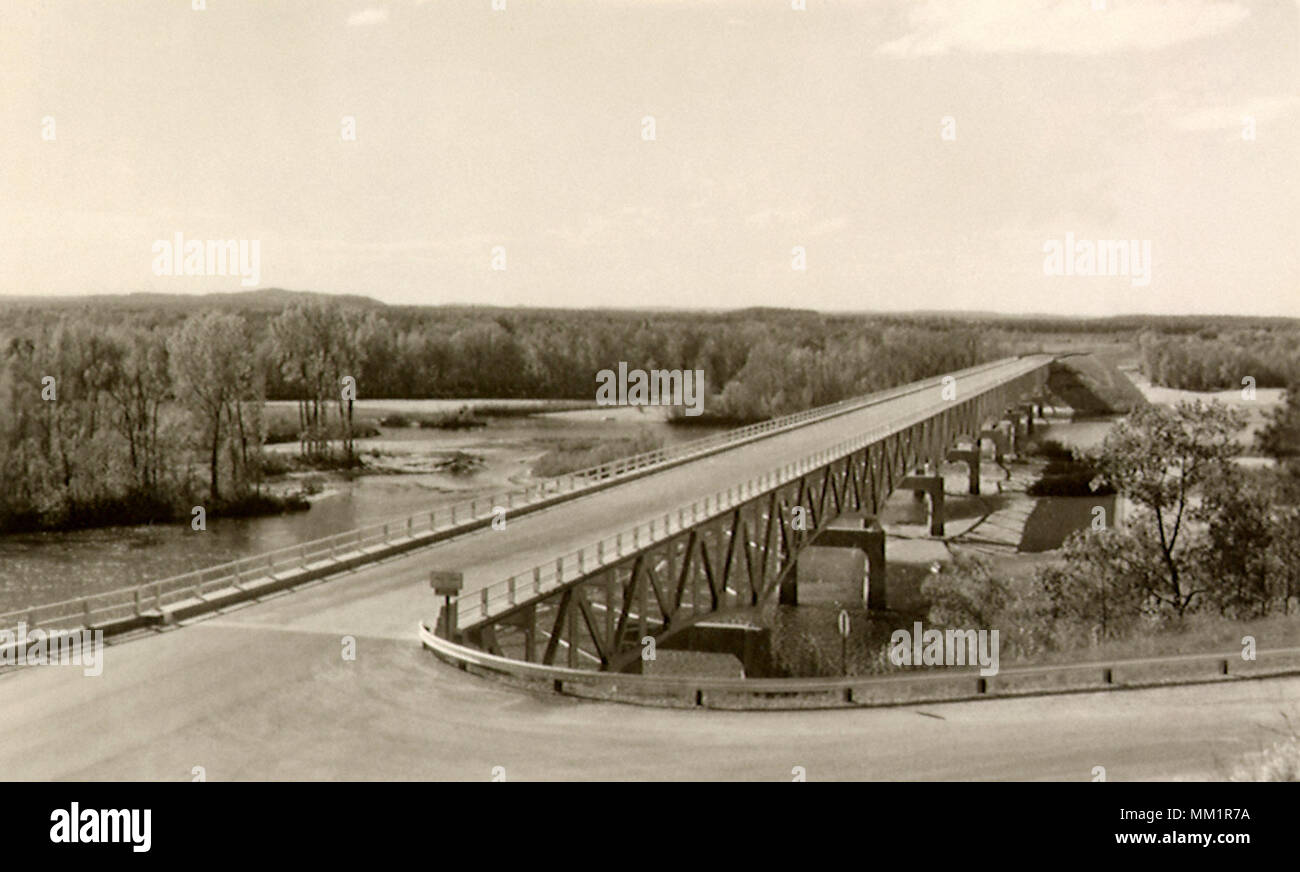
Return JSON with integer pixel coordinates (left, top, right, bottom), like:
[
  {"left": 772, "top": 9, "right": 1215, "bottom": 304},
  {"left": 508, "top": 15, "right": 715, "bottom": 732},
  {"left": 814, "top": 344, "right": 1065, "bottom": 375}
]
[
  {"left": 764, "top": 567, "right": 1300, "bottom": 678},
  {"left": 0, "top": 488, "right": 310, "bottom": 534},
  {"left": 264, "top": 417, "right": 381, "bottom": 444},
  {"left": 999, "top": 612, "right": 1300, "bottom": 669},
  {"left": 531, "top": 429, "right": 665, "bottom": 478}
]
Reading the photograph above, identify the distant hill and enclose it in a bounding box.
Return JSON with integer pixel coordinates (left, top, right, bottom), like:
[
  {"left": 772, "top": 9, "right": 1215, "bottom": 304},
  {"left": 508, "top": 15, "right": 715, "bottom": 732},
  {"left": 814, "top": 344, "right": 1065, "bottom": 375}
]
[
  {"left": 0, "top": 291, "right": 1295, "bottom": 332},
  {"left": 0, "top": 288, "right": 387, "bottom": 313}
]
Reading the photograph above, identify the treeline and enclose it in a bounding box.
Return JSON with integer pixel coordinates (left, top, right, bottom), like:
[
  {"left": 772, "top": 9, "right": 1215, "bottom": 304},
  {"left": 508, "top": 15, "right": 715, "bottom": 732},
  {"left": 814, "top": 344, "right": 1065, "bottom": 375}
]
[
  {"left": 0, "top": 295, "right": 1012, "bottom": 531},
  {"left": 1, "top": 294, "right": 1009, "bottom": 407},
  {"left": 1138, "top": 329, "right": 1300, "bottom": 391}
]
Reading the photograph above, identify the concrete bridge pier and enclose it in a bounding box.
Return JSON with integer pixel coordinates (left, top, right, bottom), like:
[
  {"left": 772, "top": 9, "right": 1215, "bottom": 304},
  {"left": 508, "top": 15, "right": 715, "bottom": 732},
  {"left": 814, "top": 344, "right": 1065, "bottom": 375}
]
[
  {"left": 898, "top": 473, "right": 944, "bottom": 536},
  {"left": 659, "top": 620, "right": 773, "bottom": 677},
  {"left": 912, "top": 461, "right": 937, "bottom": 501},
  {"left": 946, "top": 437, "right": 982, "bottom": 495},
  {"left": 979, "top": 428, "right": 1008, "bottom": 463},
  {"left": 1001, "top": 411, "right": 1024, "bottom": 455},
  {"left": 780, "top": 514, "right": 888, "bottom": 610},
  {"left": 1016, "top": 403, "right": 1037, "bottom": 437}
]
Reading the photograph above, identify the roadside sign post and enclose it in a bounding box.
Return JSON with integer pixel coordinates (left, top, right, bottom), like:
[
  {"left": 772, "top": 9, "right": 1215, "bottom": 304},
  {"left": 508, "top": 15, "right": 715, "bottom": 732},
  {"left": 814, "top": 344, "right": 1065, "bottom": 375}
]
[
  {"left": 838, "top": 609, "right": 851, "bottom": 676},
  {"left": 430, "top": 570, "right": 464, "bottom": 641}
]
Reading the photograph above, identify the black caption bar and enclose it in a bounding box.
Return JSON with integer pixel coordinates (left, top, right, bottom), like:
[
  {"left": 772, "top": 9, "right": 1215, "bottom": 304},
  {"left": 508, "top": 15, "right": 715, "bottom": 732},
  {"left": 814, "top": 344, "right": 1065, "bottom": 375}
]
[{"left": 3, "top": 782, "right": 1282, "bottom": 861}]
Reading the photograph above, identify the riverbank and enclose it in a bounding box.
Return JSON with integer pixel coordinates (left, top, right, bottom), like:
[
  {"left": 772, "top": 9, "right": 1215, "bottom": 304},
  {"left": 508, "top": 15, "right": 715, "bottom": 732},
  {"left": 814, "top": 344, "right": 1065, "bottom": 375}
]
[{"left": 0, "top": 401, "right": 726, "bottom": 610}]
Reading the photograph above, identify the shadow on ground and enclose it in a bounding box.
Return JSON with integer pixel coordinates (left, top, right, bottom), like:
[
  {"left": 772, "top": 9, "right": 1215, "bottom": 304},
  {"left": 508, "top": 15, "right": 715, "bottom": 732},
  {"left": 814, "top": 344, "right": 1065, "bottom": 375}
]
[{"left": 1020, "top": 494, "right": 1116, "bottom": 552}]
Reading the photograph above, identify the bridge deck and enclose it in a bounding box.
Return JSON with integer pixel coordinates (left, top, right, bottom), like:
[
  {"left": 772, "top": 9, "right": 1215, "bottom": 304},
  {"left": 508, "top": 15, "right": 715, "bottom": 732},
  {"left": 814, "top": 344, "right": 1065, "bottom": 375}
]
[{"left": 414, "top": 355, "right": 1051, "bottom": 628}]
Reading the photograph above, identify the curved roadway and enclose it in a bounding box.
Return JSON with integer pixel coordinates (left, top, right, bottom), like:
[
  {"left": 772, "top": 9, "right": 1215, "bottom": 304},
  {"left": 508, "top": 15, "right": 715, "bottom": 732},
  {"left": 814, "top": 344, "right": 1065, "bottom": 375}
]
[{"left": 3, "top": 353, "right": 1289, "bottom": 780}]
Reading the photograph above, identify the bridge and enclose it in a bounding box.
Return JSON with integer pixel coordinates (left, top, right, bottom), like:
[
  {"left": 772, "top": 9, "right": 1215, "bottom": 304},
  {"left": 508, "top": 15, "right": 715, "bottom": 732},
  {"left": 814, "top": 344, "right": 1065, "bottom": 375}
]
[
  {"left": 429, "top": 354, "right": 1052, "bottom": 673},
  {"left": 1, "top": 355, "right": 1052, "bottom": 659}
]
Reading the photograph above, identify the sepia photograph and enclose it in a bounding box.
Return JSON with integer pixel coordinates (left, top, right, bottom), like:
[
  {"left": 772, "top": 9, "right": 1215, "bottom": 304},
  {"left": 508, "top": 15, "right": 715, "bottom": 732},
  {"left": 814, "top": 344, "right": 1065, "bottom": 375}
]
[{"left": 0, "top": 0, "right": 1297, "bottom": 849}]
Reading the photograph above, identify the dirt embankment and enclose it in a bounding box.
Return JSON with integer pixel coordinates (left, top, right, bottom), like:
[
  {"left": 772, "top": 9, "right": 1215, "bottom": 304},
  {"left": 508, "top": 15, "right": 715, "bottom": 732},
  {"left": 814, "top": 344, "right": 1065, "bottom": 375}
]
[{"left": 1047, "top": 355, "right": 1147, "bottom": 416}]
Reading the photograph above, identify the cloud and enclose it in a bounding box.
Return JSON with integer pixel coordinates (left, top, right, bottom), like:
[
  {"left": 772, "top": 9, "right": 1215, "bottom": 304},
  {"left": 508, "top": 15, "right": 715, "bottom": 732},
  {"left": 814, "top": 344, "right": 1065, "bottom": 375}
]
[
  {"left": 877, "top": 0, "right": 1249, "bottom": 57},
  {"left": 347, "top": 7, "right": 390, "bottom": 27}
]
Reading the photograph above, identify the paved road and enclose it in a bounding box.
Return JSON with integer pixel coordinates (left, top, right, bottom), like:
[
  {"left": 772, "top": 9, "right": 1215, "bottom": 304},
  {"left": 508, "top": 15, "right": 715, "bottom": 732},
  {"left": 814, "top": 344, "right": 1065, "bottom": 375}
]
[
  {"left": 14, "top": 352, "right": 1279, "bottom": 781},
  {"left": 0, "top": 592, "right": 1293, "bottom": 780}
]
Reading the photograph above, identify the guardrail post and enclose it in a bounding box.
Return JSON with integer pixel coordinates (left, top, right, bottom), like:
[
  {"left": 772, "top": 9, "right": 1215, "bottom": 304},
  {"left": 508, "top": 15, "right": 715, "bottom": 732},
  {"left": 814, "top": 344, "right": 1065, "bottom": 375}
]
[
  {"left": 471, "top": 499, "right": 477, "bottom": 518},
  {"left": 383, "top": 524, "right": 389, "bottom": 544},
  {"left": 450, "top": 504, "right": 456, "bottom": 525},
  {"left": 134, "top": 588, "right": 142, "bottom": 616},
  {"left": 300, "top": 546, "right": 307, "bottom": 569},
  {"left": 407, "top": 517, "right": 413, "bottom": 536},
  {"left": 155, "top": 582, "right": 162, "bottom": 610},
  {"left": 533, "top": 566, "right": 542, "bottom": 594},
  {"left": 555, "top": 557, "right": 563, "bottom": 583},
  {"left": 508, "top": 577, "right": 516, "bottom": 606},
  {"left": 481, "top": 587, "right": 490, "bottom": 616},
  {"left": 616, "top": 533, "right": 623, "bottom": 556}
]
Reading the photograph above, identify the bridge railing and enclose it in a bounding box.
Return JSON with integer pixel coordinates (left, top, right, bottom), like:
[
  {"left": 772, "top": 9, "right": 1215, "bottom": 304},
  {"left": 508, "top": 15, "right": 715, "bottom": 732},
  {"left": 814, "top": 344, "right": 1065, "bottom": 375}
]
[
  {"left": 456, "top": 434, "right": 877, "bottom": 627},
  {"left": 0, "top": 358, "right": 1029, "bottom": 637},
  {"left": 420, "top": 620, "right": 1300, "bottom": 709},
  {"left": 454, "top": 359, "right": 1050, "bottom": 628}
]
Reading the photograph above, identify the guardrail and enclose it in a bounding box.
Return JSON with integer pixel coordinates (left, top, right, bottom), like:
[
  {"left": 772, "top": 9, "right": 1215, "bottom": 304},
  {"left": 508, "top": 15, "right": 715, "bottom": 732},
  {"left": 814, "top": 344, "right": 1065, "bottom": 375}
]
[
  {"left": 419, "top": 621, "right": 1300, "bottom": 710},
  {"left": 452, "top": 357, "right": 1050, "bottom": 628},
  {"left": 0, "top": 356, "right": 1034, "bottom": 637}
]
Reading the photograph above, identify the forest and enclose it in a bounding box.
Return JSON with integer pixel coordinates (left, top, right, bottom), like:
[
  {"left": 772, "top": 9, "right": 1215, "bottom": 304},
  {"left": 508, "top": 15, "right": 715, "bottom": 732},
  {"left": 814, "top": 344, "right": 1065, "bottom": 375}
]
[
  {"left": 0, "top": 294, "right": 1004, "bottom": 532},
  {"left": 1137, "top": 328, "right": 1300, "bottom": 391},
  {"left": 2, "top": 290, "right": 1296, "bottom": 533}
]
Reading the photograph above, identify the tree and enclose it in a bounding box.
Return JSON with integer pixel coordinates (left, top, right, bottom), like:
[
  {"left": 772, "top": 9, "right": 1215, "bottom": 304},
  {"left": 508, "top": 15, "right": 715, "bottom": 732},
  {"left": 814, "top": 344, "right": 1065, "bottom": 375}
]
[
  {"left": 1192, "top": 468, "right": 1278, "bottom": 618},
  {"left": 1257, "top": 384, "right": 1300, "bottom": 464},
  {"left": 170, "top": 312, "right": 249, "bottom": 503},
  {"left": 1036, "top": 524, "right": 1160, "bottom": 639},
  {"left": 1086, "top": 400, "right": 1245, "bottom": 615}
]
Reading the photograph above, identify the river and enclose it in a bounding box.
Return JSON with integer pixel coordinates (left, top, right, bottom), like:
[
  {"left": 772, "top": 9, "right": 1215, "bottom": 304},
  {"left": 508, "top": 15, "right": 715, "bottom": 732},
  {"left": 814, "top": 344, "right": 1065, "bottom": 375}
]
[{"left": 0, "top": 402, "right": 725, "bottom": 612}]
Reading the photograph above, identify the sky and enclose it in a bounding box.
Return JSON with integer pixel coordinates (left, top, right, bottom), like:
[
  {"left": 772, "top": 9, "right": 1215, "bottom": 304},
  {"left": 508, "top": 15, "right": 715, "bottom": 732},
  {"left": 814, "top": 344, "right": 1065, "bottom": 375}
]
[{"left": 1, "top": 0, "right": 1297, "bottom": 317}]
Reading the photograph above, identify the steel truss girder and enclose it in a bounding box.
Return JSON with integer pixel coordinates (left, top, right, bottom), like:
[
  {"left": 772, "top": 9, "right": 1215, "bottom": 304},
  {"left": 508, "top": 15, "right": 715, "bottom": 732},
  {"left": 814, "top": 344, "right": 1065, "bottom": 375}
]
[{"left": 458, "top": 368, "right": 1047, "bottom": 671}]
